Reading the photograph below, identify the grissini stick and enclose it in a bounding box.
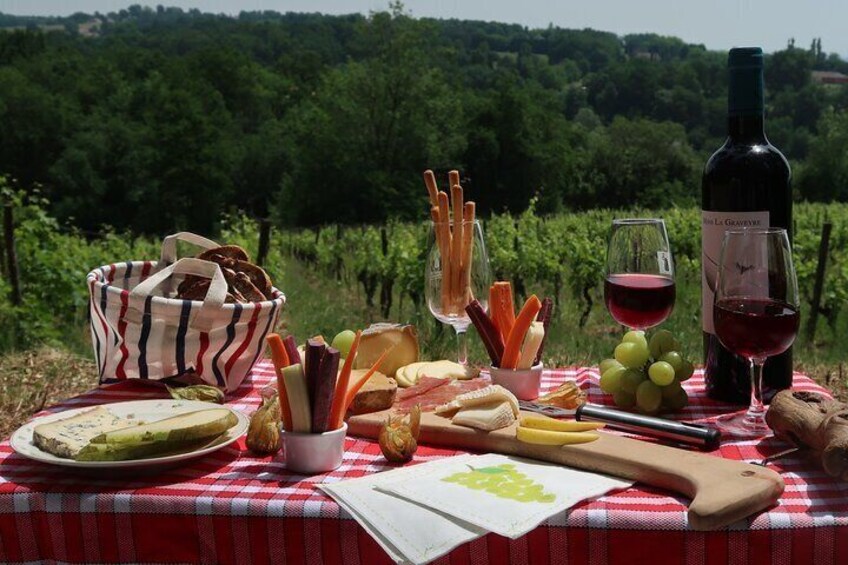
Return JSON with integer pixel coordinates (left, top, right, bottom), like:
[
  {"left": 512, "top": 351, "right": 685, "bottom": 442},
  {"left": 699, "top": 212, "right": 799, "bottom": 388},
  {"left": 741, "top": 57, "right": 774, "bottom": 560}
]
[
  {"left": 461, "top": 201, "right": 475, "bottom": 304},
  {"left": 450, "top": 183, "right": 464, "bottom": 314},
  {"left": 437, "top": 191, "right": 452, "bottom": 313},
  {"left": 423, "top": 169, "right": 439, "bottom": 208},
  {"left": 430, "top": 205, "right": 450, "bottom": 312}
]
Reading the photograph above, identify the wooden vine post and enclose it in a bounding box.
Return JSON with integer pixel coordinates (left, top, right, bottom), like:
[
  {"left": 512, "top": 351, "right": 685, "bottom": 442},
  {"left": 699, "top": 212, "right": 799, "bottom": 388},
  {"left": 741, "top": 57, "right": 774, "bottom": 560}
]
[
  {"left": 805, "top": 222, "right": 832, "bottom": 342},
  {"left": 3, "top": 201, "right": 21, "bottom": 306},
  {"left": 257, "top": 218, "right": 271, "bottom": 266}
]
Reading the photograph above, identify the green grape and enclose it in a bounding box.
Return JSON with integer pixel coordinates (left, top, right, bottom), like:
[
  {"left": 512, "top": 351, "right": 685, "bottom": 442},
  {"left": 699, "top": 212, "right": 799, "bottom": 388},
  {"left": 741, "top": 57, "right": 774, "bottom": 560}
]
[
  {"left": 599, "top": 358, "right": 623, "bottom": 374},
  {"left": 676, "top": 359, "right": 695, "bottom": 382},
  {"left": 330, "top": 329, "right": 356, "bottom": 359},
  {"left": 600, "top": 366, "right": 627, "bottom": 394},
  {"left": 649, "top": 330, "right": 680, "bottom": 359},
  {"left": 661, "top": 380, "right": 684, "bottom": 401},
  {"left": 614, "top": 341, "right": 649, "bottom": 369},
  {"left": 659, "top": 351, "right": 684, "bottom": 373},
  {"left": 664, "top": 386, "right": 689, "bottom": 411},
  {"left": 613, "top": 389, "right": 637, "bottom": 408},
  {"left": 622, "top": 330, "right": 648, "bottom": 350},
  {"left": 620, "top": 369, "right": 646, "bottom": 394},
  {"left": 636, "top": 380, "right": 662, "bottom": 413},
  {"left": 648, "top": 361, "right": 676, "bottom": 386},
  {"left": 538, "top": 494, "right": 556, "bottom": 503}
]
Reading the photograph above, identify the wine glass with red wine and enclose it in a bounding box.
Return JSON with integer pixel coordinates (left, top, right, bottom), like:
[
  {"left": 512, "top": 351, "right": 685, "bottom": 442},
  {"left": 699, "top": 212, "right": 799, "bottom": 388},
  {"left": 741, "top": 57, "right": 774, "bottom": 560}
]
[
  {"left": 604, "top": 219, "right": 676, "bottom": 330},
  {"left": 713, "top": 228, "right": 800, "bottom": 439}
]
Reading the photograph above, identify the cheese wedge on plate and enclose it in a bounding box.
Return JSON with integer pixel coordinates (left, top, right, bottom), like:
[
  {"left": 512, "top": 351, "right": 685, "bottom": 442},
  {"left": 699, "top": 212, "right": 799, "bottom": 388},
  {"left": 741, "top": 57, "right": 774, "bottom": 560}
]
[{"left": 32, "top": 406, "right": 136, "bottom": 459}]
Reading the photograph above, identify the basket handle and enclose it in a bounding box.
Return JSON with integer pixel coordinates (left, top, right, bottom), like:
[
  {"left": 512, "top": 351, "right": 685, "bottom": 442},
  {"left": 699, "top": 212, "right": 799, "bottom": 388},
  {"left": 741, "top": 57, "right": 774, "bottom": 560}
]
[
  {"left": 129, "top": 258, "right": 228, "bottom": 332},
  {"left": 160, "top": 232, "right": 220, "bottom": 266}
]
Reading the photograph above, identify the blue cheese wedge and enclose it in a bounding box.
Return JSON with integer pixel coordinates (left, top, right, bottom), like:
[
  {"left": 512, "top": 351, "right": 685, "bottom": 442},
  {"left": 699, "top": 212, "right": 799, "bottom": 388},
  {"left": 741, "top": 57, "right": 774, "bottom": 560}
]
[{"left": 32, "top": 406, "right": 136, "bottom": 459}]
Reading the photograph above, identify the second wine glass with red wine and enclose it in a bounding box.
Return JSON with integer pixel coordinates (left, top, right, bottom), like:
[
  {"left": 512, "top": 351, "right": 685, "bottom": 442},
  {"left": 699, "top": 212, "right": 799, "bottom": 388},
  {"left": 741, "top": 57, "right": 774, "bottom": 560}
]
[
  {"left": 604, "top": 219, "right": 676, "bottom": 331},
  {"left": 712, "top": 228, "right": 800, "bottom": 439}
]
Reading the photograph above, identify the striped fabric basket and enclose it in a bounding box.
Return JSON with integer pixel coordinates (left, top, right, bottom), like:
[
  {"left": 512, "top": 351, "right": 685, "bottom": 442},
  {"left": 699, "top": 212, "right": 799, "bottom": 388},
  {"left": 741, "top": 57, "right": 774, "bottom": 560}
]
[{"left": 86, "top": 233, "right": 285, "bottom": 392}]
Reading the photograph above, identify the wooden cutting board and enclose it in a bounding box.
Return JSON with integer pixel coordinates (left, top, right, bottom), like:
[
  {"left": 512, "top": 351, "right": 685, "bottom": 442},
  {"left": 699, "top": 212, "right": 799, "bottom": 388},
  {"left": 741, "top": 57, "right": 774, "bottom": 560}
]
[{"left": 347, "top": 409, "right": 784, "bottom": 531}]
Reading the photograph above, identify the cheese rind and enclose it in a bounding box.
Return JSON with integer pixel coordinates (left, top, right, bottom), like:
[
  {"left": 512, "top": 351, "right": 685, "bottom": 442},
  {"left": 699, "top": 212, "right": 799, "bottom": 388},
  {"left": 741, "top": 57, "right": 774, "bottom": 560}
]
[{"left": 32, "top": 407, "right": 135, "bottom": 459}]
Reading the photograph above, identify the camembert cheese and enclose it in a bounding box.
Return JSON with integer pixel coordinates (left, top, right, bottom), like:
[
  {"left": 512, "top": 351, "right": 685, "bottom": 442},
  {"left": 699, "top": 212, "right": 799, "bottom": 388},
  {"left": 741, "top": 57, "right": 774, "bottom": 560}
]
[{"left": 32, "top": 406, "right": 134, "bottom": 459}]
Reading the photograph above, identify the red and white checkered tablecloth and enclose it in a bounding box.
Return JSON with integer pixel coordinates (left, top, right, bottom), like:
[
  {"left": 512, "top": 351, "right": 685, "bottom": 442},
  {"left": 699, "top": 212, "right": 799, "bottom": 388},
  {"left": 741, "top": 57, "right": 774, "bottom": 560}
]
[{"left": 1, "top": 362, "right": 846, "bottom": 565}]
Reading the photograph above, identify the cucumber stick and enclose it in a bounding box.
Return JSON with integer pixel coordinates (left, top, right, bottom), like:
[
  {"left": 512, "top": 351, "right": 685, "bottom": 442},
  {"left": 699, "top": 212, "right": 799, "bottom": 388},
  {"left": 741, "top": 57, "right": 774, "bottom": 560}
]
[
  {"left": 89, "top": 408, "right": 238, "bottom": 445},
  {"left": 517, "top": 321, "right": 545, "bottom": 369},
  {"left": 282, "top": 363, "right": 312, "bottom": 433}
]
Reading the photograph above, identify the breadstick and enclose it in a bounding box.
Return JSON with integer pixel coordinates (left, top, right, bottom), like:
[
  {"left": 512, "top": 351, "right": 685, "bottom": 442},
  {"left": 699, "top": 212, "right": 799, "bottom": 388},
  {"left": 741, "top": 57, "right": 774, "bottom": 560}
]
[
  {"left": 423, "top": 170, "right": 439, "bottom": 208},
  {"left": 450, "top": 183, "right": 464, "bottom": 314},
  {"left": 461, "top": 201, "right": 475, "bottom": 305},
  {"left": 437, "top": 191, "right": 453, "bottom": 314},
  {"left": 431, "top": 205, "right": 451, "bottom": 312}
]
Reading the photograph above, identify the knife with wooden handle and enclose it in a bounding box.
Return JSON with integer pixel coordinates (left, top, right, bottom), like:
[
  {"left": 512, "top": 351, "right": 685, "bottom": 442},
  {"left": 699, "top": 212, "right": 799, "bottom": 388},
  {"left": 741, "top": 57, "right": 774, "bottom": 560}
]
[{"left": 518, "top": 400, "right": 722, "bottom": 451}]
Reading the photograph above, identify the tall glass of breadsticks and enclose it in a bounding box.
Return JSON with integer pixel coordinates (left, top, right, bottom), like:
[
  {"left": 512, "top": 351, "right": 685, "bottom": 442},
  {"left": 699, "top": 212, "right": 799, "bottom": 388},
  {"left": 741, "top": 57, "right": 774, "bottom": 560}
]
[{"left": 423, "top": 169, "right": 491, "bottom": 365}]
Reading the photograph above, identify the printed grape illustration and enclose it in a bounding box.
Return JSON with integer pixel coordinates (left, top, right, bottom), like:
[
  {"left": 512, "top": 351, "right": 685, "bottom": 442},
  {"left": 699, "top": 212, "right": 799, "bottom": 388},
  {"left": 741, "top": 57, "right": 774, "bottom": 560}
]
[{"left": 441, "top": 463, "right": 556, "bottom": 503}]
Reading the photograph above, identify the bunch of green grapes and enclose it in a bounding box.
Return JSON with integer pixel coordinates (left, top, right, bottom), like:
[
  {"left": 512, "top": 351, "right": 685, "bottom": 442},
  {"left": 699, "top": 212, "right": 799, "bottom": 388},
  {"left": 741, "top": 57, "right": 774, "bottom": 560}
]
[
  {"left": 441, "top": 464, "right": 556, "bottom": 503},
  {"left": 598, "top": 330, "right": 694, "bottom": 414}
]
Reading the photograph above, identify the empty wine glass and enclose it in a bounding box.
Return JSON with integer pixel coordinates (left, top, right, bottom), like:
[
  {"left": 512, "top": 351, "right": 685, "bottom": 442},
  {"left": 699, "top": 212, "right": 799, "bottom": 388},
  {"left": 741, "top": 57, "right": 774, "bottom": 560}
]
[
  {"left": 425, "top": 219, "right": 490, "bottom": 364},
  {"left": 604, "top": 218, "right": 676, "bottom": 330},
  {"left": 713, "top": 228, "right": 800, "bottom": 439}
]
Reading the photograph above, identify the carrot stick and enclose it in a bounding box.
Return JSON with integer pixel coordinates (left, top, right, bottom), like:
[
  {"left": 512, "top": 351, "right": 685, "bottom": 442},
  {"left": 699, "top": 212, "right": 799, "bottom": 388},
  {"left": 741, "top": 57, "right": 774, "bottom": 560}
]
[
  {"left": 499, "top": 282, "right": 516, "bottom": 330},
  {"left": 448, "top": 170, "right": 460, "bottom": 188},
  {"left": 328, "top": 330, "right": 362, "bottom": 430},
  {"left": 341, "top": 348, "right": 391, "bottom": 416},
  {"left": 423, "top": 170, "right": 439, "bottom": 208},
  {"left": 450, "top": 183, "right": 464, "bottom": 314},
  {"left": 437, "top": 191, "right": 452, "bottom": 314},
  {"left": 501, "top": 294, "right": 542, "bottom": 370},
  {"left": 488, "top": 284, "right": 501, "bottom": 337},
  {"left": 490, "top": 282, "right": 515, "bottom": 342},
  {"left": 266, "top": 333, "right": 293, "bottom": 431}
]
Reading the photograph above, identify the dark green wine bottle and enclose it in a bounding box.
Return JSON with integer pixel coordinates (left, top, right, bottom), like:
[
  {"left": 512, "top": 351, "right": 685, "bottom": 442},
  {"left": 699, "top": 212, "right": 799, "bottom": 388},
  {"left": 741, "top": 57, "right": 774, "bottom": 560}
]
[{"left": 701, "top": 47, "right": 793, "bottom": 404}]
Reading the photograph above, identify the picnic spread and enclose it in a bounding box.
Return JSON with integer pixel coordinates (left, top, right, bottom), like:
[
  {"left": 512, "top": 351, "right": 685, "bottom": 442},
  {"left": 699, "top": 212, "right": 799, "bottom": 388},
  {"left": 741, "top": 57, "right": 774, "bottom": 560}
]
[{"left": 0, "top": 171, "right": 846, "bottom": 565}]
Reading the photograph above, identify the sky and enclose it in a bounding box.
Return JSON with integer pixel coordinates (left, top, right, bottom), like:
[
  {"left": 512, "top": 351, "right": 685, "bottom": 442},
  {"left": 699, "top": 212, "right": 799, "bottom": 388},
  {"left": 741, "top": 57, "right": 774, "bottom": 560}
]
[{"left": 2, "top": 0, "right": 846, "bottom": 57}]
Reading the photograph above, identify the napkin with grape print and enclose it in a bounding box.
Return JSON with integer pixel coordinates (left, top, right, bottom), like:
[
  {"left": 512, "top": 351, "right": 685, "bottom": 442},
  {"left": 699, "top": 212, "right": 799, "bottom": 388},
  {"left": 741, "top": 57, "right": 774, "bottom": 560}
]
[{"left": 376, "top": 453, "right": 633, "bottom": 539}]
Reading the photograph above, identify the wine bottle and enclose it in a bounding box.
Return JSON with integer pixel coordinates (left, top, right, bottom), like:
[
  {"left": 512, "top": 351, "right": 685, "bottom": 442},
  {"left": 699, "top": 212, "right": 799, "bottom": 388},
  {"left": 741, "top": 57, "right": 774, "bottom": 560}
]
[{"left": 702, "top": 47, "right": 793, "bottom": 404}]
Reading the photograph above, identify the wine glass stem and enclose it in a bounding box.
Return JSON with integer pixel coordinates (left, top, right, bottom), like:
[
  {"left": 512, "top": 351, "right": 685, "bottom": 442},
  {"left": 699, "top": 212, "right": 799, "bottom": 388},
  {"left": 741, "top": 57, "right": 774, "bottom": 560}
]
[
  {"left": 746, "top": 358, "right": 766, "bottom": 423},
  {"left": 455, "top": 328, "right": 468, "bottom": 365}
]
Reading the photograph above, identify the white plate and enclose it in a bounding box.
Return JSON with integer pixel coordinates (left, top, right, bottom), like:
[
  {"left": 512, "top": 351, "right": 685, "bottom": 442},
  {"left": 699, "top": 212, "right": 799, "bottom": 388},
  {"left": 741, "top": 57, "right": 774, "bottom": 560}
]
[{"left": 10, "top": 400, "right": 249, "bottom": 470}]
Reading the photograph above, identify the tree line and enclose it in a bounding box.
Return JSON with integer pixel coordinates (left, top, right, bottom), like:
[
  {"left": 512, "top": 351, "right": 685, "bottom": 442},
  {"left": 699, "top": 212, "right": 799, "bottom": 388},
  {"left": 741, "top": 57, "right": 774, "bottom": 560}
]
[{"left": 0, "top": 3, "right": 846, "bottom": 235}]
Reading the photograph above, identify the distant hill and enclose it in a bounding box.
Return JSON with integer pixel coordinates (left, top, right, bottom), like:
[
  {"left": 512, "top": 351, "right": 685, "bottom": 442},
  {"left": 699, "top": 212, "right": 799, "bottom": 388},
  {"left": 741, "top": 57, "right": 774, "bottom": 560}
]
[{"left": 0, "top": 4, "right": 846, "bottom": 231}]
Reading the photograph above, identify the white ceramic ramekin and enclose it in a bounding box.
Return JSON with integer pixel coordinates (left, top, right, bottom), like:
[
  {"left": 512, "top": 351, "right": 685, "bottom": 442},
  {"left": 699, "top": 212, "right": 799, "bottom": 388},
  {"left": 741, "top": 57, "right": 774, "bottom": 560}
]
[
  {"left": 489, "top": 363, "right": 544, "bottom": 400},
  {"left": 281, "top": 423, "right": 347, "bottom": 474}
]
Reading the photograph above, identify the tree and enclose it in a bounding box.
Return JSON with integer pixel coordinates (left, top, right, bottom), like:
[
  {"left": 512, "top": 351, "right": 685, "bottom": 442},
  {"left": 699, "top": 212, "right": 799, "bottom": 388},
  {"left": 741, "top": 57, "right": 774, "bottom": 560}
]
[{"left": 798, "top": 109, "right": 848, "bottom": 201}]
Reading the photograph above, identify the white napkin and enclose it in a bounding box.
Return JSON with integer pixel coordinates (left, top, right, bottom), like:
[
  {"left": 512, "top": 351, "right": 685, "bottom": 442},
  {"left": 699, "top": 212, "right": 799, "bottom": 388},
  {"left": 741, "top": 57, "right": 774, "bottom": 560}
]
[
  {"left": 319, "top": 455, "right": 486, "bottom": 565},
  {"left": 376, "top": 453, "right": 633, "bottom": 539}
]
